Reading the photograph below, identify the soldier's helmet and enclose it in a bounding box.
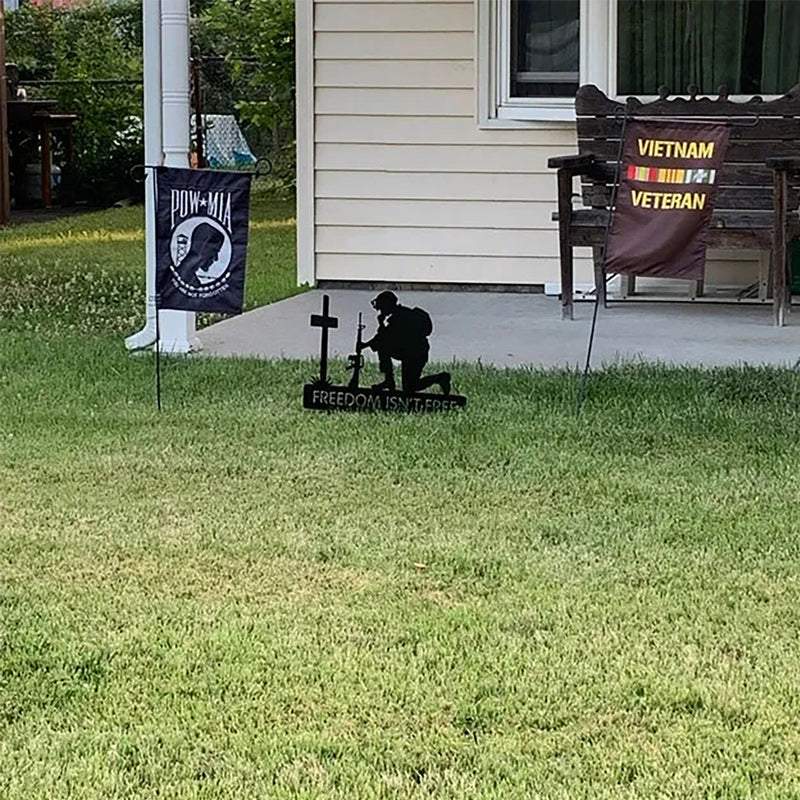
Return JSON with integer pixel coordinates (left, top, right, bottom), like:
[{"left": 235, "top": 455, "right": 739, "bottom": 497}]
[{"left": 371, "top": 290, "right": 398, "bottom": 312}]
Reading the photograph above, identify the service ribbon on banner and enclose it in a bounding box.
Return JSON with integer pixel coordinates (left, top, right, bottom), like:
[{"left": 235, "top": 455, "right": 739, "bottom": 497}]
[
  {"left": 155, "top": 167, "right": 252, "bottom": 314},
  {"left": 605, "top": 120, "right": 730, "bottom": 281}
]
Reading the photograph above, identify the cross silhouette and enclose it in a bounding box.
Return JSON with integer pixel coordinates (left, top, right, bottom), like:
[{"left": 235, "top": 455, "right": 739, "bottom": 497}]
[{"left": 310, "top": 294, "right": 338, "bottom": 385}]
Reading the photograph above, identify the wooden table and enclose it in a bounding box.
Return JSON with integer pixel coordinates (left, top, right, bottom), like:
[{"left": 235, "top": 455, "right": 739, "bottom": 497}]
[{"left": 7, "top": 100, "right": 78, "bottom": 207}]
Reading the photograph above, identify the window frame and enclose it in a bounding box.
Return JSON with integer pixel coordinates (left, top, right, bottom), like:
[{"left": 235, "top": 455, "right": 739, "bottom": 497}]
[
  {"left": 478, "top": 0, "right": 788, "bottom": 128},
  {"left": 498, "top": 0, "right": 580, "bottom": 118},
  {"left": 478, "top": 0, "right": 613, "bottom": 126}
]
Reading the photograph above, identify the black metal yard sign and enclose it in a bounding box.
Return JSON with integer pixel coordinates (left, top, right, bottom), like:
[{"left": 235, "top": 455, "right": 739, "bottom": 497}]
[{"left": 303, "top": 293, "right": 467, "bottom": 413}]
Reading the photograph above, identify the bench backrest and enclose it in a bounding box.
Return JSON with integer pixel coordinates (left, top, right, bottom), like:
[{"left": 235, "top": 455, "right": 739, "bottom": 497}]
[{"left": 575, "top": 84, "right": 800, "bottom": 213}]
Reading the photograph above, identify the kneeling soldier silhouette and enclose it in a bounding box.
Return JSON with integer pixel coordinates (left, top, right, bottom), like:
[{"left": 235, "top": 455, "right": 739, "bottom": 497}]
[{"left": 361, "top": 291, "right": 451, "bottom": 395}]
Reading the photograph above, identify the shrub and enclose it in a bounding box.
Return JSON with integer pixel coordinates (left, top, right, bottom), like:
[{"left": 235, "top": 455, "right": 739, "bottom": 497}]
[{"left": 6, "top": 0, "right": 144, "bottom": 205}]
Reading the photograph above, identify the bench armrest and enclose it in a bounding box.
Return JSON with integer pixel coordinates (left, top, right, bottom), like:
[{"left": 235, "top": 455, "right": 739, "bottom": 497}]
[
  {"left": 766, "top": 157, "right": 800, "bottom": 172},
  {"left": 547, "top": 153, "right": 598, "bottom": 173}
]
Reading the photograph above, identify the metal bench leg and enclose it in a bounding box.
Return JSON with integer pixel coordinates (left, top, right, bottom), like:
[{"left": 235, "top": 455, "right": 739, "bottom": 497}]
[{"left": 556, "top": 169, "right": 574, "bottom": 319}]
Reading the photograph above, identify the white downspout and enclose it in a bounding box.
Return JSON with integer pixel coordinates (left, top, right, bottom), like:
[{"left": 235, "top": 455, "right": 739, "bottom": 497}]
[
  {"left": 125, "top": 0, "right": 162, "bottom": 350},
  {"left": 296, "top": 0, "right": 315, "bottom": 287}
]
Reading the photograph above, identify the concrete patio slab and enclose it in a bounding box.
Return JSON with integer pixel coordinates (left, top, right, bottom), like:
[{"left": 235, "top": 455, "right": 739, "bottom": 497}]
[{"left": 197, "top": 289, "right": 800, "bottom": 370}]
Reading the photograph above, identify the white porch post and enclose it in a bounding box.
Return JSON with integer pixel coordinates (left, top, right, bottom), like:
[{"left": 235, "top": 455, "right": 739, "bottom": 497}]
[
  {"left": 125, "top": 0, "right": 162, "bottom": 351},
  {"left": 158, "top": 0, "right": 197, "bottom": 353},
  {"left": 126, "top": 0, "right": 196, "bottom": 353}
]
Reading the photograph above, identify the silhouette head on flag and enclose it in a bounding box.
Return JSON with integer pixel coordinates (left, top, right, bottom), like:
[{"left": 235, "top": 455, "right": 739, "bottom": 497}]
[{"left": 176, "top": 222, "right": 227, "bottom": 287}]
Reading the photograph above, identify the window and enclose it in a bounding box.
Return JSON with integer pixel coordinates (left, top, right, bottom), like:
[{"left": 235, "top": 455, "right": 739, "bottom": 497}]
[
  {"left": 510, "top": 0, "right": 579, "bottom": 98},
  {"left": 617, "top": 0, "right": 800, "bottom": 96},
  {"left": 481, "top": 0, "right": 800, "bottom": 125},
  {"left": 479, "top": 0, "right": 604, "bottom": 123}
]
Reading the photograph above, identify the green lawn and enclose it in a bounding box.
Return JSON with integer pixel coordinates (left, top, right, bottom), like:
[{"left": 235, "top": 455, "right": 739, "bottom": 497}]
[
  {"left": 3, "top": 202, "right": 800, "bottom": 798},
  {"left": 0, "top": 195, "right": 301, "bottom": 336}
]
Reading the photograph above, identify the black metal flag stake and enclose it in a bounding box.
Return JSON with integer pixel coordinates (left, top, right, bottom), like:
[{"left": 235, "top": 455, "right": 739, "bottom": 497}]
[
  {"left": 576, "top": 109, "right": 630, "bottom": 416},
  {"left": 155, "top": 294, "right": 162, "bottom": 412},
  {"left": 303, "top": 293, "right": 467, "bottom": 413}
]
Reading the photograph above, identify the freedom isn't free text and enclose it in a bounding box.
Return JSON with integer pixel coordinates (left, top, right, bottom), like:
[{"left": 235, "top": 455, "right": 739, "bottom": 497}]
[{"left": 311, "top": 389, "right": 462, "bottom": 412}]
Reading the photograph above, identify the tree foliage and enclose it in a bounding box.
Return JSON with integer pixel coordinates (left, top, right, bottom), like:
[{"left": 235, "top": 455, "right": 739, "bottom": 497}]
[
  {"left": 5, "top": 0, "right": 144, "bottom": 204},
  {"left": 5, "top": 1, "right": 142, "bottom": 80},
  {"left": 193, "top": 0, "right": 295, "bottom": 190},
  {"left": 5, "top": 0, "right": 296, "bottom": 201}
]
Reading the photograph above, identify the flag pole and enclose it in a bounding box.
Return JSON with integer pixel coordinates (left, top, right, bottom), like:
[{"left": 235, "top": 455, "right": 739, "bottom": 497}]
[
  {"left": 151, "top": 165, "right": 162, "bottom": 411},
  {"left": 0, "top": 4, "right": 11, "bottom": 226},
  {"left": 576, "top": 105, "right": 631, "bottom": 415},
  {"left": 155, "top": 297, "right": 162, "bottom": 411}
]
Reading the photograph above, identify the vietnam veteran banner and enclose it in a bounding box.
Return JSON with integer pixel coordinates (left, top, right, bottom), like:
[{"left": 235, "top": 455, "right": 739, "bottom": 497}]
[
  {"left": 604, "top": 120, "right": 730, "bottom": 280},
  {"left": 155, "top": 167, "right": 252, "bottom": 314}
]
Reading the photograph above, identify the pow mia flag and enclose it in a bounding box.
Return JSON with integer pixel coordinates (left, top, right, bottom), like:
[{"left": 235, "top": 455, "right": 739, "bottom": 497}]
[{"left": 155, "top": 167, "right": 252, "bottom": 314}]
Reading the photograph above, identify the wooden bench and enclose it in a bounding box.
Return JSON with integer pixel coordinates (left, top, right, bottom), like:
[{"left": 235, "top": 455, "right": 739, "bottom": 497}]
[{"left": 548, "top": 84, "right": 800, "bottom": 325}]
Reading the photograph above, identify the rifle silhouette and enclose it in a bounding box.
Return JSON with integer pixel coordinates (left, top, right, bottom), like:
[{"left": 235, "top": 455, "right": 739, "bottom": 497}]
[{"left": 346, "top": 312, "right": 365, "bottom": 389}]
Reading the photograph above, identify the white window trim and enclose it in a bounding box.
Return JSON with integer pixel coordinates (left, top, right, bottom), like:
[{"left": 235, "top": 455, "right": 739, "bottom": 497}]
[
  {"left": 477, "top": 0, "right": 789, "bottom": 128},
  {"left": 478, "top": 0, "right": 613, "bottom": 127}
]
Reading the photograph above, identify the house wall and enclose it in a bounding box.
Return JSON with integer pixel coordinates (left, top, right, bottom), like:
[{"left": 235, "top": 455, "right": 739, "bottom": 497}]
[
  {"left": 305, "top": 0, "right": 762, "bottom": 292},
  {"left": 309, "top": 0, "right": 595, "bottom": 287}
]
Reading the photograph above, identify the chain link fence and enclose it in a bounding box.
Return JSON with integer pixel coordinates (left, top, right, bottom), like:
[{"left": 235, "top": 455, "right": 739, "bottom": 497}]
[
  {"left": 190, "top": 56, "right": 294, "bottom": 196},
  {"left": 6, "top": 2, "right": 293, "bottom": 209},
  {"left": 10, "top": 61, "right": 291, "bottom": 209}
]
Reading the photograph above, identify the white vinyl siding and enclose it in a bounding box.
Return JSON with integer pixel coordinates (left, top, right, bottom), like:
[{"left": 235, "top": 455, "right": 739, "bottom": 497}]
[
  {"left": 316, "top": 171, "right": 559, "bottom": 201},
  {"left": 312, "top": 0, "right": 596, "bottom": 287},
  {"left": 317, "top": 199, "right": 553, "bottom": 228},
  {"left": 300, "top": 0, "right": 763, "bottom": 291},
  {"left": 315, "top": 88, "right": 474, "bottom": 116}
]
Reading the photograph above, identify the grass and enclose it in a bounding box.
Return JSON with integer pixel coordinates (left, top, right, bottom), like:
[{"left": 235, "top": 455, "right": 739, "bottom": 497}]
[
  {"left": 3, "top": 201, "right": 800, "bottom": 797},
  {"left": 0, "top": 194, "right": 301, "bottom": 336}
]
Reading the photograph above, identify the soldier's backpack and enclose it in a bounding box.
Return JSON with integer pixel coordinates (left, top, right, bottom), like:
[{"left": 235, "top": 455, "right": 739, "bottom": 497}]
[{"left": 410, "top": 307, "right": 433, "bottom": 337}]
